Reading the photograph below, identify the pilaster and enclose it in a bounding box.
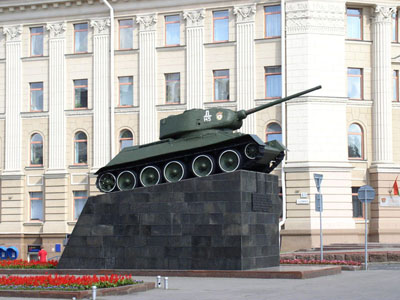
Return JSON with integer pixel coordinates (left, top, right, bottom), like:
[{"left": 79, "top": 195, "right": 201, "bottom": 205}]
[
  {"left": 46, "top": 22, "right": 67, "bottom": 171},
  {"left": 234, "top": 4, "right": 256, "bottom": 134},
  {"left": 3, "top": 25, "right": 23, "bottom": 173},
  {"left": 371, "top": 5, "right": 396, "bottom": 164},
  {"left": 90, "top": 18, "right": 111, "bottom": 168},
  {"left": 137, "top": 14, "right": 158, "bottom": 144},
  {"left": 183, "top": 9, "right": 205, "bottom": 109}
]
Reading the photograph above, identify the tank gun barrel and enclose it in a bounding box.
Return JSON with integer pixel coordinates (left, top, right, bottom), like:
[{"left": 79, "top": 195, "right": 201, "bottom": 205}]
[{"left": 241, "top": 85, "right": 321, "bottom": 118}]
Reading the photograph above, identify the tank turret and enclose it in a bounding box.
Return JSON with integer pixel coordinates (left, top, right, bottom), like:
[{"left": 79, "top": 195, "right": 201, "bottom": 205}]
[{"left": 95, "top": 86, "right": 321, "bottom": 193}]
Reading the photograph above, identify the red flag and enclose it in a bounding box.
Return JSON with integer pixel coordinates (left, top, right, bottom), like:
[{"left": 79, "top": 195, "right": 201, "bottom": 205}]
[{"left": 394, "top": 176, "right": 399, "bottom": 196}]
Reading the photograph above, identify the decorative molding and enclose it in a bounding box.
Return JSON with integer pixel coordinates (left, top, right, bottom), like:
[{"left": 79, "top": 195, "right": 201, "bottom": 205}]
[
  {"left": 183, "top": 9, "right": 205, "bottom": 27},
  {"left": 286, "top": 1, "right": 345, "bottom": 35},
  {"left": 27, "top": 175, "right": 44, "bottom": 186},
  {"left": 90, "top": 18, "right": 111, "bottom": 35},
  {"left": 373, "top": 5, "right": 396, "bottom": 24},
  {"left": 233, "top": 4, "right": 256, "bottom": 23},
  {"left": 46, "top": 22, "right": 67, "bottom": 39},
  {"left": 136, "top": 14, "right": 157, "bottom": 31},
  {"left": 71, "top": 173, "right": 88, "bottom": 185},
  {"left": 3, "top": 25, "right": 22, "bottom": 42}
]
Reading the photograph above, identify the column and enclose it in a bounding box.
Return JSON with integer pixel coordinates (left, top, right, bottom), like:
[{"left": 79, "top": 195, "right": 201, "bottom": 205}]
[
  {"left": 137, "top": 14, "right": 158, "bottom": 144},
  {"left": 90, "top": 18, "right": 111, "bottom": 168},
  {"left": 183, "top": 9, "right": 205, "bottom": 109},
  {"left": 234, "top": 4, "right": 256, "bottom": 134},
  {"left": 371, "top": 5, "right": 396, "bottom": 164},
  {"left": 46, "top": 22, "right": 67, "bottom": 172}
]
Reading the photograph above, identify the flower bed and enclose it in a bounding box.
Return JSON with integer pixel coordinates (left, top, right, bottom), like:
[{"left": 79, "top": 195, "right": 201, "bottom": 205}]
[
  {"left": 0, "top": 259, "right": 58, "bottom": 269},
  {"left": 280, "top": 259, "right": 362, "bottom": 266},
  {"left": 0, "top": 274, "right": 139, "bottom": 291}
]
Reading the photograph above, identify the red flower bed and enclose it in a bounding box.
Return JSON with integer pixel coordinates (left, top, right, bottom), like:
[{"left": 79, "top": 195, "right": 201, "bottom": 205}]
[
  {"left": 0, "top": 274, "right": 138, "bottom": 291},
  {"left": 280, "top": 259, "right": 362, "bottom": 266},
  {"left": 0, "top": 259, "right": 58, "bottom": 269}
]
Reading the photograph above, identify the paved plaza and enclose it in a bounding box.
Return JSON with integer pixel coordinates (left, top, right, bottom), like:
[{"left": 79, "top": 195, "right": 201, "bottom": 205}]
[{"left": 1, "top": 264, "right": 399, "bottom": 300}]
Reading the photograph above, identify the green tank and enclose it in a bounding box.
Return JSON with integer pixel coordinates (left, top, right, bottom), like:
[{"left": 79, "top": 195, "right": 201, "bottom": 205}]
[{"left": 96, "top": 85, "right": 321, "bottom": 192}]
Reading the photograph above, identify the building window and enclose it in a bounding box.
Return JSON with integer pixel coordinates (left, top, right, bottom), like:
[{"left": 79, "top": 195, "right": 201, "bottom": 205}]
[
  {"left": 30, "top": 27, "right": 43, "bottom": 56},
  {"left": 394, "top": 70, "right": 399, "bottom": 102},
  {"left": 120, "top": 130, "right": 133, "bottom": 150},
  {"left": 119, "top": 76, "right": 133, "bottom": 106},
  {"left": 347, "top": 8, "right": 362, "bottom": 40},
  {"left": 74, "top": 23, "right": 88, "bottom": 53},
  {"left": 264, "top": 5, "right": 281, "bottom": 38},
  {"left": 30, "top": 133, "right": 43, "bottom": 166},
  {"left": 213, "top": 10, "right": 229, "bottom": 42},
  {"left": 119, "top": 19, "right": 133, "bottom": 50},
  {"left": 74, "top": 131, "right": 87, "bottom": 164},
  {"left": 393, "top": 11, "right": 398, "bottom": 43},
  {"left": 30, "top": 82, "right": 43, "bottom": 112},
  {"left": 74, "top": 79, "right": 88, "bottom": 109},
  {"left": 352, "top": 187, "right": 363, "bottom": 218},
  {"left": 165, "top": 15, "right": 180, "bottom": 46},
  {"left": 165, "top": 73, "right": 180, "bottom": 103},
  {"left": 265, "top": 66, "right": 282, "bottom": 98},
  {"left": 348, "top": 123, "right": 363, "bottom": 159},
  {"left": 30, "top": 192, "right": 43, "bottom": 221},
  {"left": 74, "top": 191, "right": 88, "bottom": 220},
  {"left": 266, "top": 123, "right": 282, "bottom": 143},
  {"left": 348, "top": 68, "right": 363, "bottom": 99},
  {"left": 213, "top": 70, "right": 229, "bottom": 101}
]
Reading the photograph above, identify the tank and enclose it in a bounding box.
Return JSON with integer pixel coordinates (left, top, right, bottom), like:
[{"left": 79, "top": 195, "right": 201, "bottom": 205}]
[{"left": 95, "top": 85, "right": 321, "bottom": 192}]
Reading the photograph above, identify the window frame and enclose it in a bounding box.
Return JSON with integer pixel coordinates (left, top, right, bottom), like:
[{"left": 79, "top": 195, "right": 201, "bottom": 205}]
[
  {"left": 30, "top": 133, "right": 44, "bottom": 167},
  {"left": 74, "top": 131, "right": 88, "bottom": 165},
  {"left": 165, "top": 73, "right": 181, "bottom": 104},
  {"left": 74, "top": 23, "right": 89, "bottom": 54},
  {"left": 393, "top": 10, "right": 399, "bottom": 43},
  {"left": 265, "top": 66, "right": 282, "bottom": 99},
  {"left": 348, "top": 123, "right": 364, "bottom": 160},
  {"left": 347, "top": 68, "right": 363, "bottom": 100},
  {"left": 30, "top": 26, "right": 44, "bottom": 57},
  {"left": 352, "top": 187, "right": 364, "bottom": 219},
  {"left": 118, "top": 76, "right": 133, "bottom": 107},
  {"left": 213, "top": 69, "right": 230, "bottom": 102},
  {"left": 213, "top": 10, "right": 229, "bottom": 43},
  {"left": 73, "top": 191, "right": 88, "bottom": 220},
  {"left": 73, "top": 79, "right": 88, "bottom": 109},
  {"left": 119, "top": 19, "right": 133, "bottom": 50},
  {"left": 265, "top": 122, "right": 282, "bottom": 143},
  {"left": 165, "top": 15, "right": 181, "bottom": 46},
  {"left": 30, "top": 82, "right": 44, "bottom": 112},
  {"left": 30, "top": 192, "right": 44, "bottom": 221},
  {"left": 119, "top": 129, "right": 134, "bottom": 151},
  {"left": 346, "top": 8, "right": 363, "bottom": 40},
  {"left": 264, "top": 5, "right": 281, "bottom": 39},
  {"left": 394, "top": 70, "right": 399, "bottom": 102}
]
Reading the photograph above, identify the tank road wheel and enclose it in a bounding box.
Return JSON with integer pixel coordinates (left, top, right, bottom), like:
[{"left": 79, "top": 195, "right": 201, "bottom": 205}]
[
  {"left": 244, "top": 143, "right": 258, "bottom": 159},
  {"left": 192, "top": 155, "right": 215, "bottom": 177},
  {"left": 98, "top": 173, "right": 117, "bottom": 193},
  {"left": 164, "top": 161, "right": 185, "bottom": 183},
  {"left": 117, "top": 171, "right": 137, "bottom": 191},
  {"left": 218, "top": 149, "right": 241, "bottom": 173},
  {"left": 140, "top": 166, "right": 161, "bottom": 187}
]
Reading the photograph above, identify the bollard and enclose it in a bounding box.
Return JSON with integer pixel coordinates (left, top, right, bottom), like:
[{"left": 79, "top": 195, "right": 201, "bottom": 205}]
[
  {"left": 157, "top": 275, "right": 162, "bottom": 288},
  {"left": 164, "top": 277, "right": 168, "bottom": 290},
  {"left": 92, "top": 285, "right": 97, "bottom": 300}
]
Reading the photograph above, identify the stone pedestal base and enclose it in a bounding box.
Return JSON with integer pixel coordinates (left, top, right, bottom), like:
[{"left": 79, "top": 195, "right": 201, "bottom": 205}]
[{"left": 58, "top": 170, "right": 280, "bottom": 270}]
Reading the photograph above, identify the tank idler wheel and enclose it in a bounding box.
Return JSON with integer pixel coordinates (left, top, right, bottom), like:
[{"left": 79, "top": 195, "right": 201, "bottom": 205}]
[
  {"left": 192, "top": 154, "right": 215, "bottom": 177},
  {"left": 164, "top": 161, "right": 185, "bottom": 183},
  {"left": 244, "top": 143, "right": 258, "bottom": 159},
  {"left": 140, "top": 166, "right": 161, "bottom": 187},
  {"left": 218, "top": 149, "right": 241, "bottom": 173},
  {"left": 117, "top": 171, "right": 137, "bottom": 191},
  {"left": 98, "top": 172, "right": 117, "bottom": 193}
]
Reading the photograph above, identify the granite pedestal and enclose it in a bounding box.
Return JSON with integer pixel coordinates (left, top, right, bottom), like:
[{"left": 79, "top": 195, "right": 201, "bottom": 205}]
[{"left": 58, "top": 170, "right": 280, "bottom": 270}]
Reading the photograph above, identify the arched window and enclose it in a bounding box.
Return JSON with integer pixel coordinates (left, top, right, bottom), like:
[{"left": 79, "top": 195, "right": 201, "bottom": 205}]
[
  {"left": 74, "top": 132, "right": 87, "bottom": 164},
  {"left": 266, "top": 123, "right": 282, "bottom": 143},
  {"left": 119, "top": 130, "right": 133, "bottom": 150},
  {"left": 30, "top": 133, "right": 43, "bottom": 166},
  {"left": 348, "top": 123, "right": 363, "bottom": 159}
]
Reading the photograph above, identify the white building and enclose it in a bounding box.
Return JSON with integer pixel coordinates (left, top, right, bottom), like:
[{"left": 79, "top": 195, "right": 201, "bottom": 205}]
[{"left": 0, "top": 0, "right": 399, "bottom": 259}]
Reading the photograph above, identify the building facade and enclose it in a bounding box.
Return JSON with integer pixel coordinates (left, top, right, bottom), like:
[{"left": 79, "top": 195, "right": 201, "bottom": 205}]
[{"left": 0, "top": 0, "right": 399, "bottom": 258}]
